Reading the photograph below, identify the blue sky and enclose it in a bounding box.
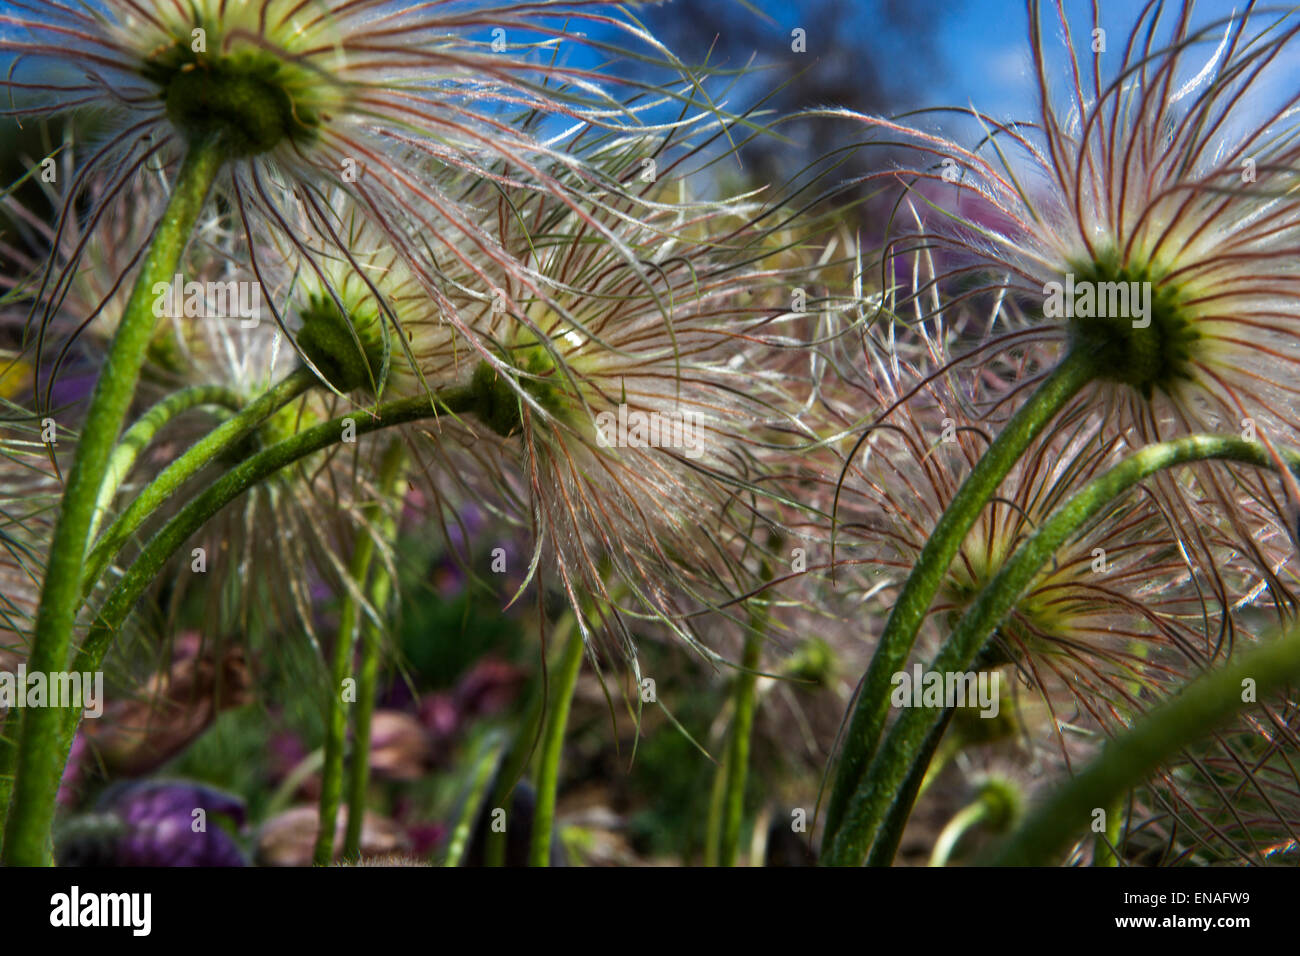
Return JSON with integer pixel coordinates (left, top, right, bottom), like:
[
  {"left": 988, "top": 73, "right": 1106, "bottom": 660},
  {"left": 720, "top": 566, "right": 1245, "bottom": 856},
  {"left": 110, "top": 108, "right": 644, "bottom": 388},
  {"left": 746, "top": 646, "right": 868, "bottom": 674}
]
[
  {"left": 484, "top": 0, "right": 1290, "bottom": 151},
  {"left": 3, "top": 1, "right": 1286, "bottom": 136},
  {"left": 927, "top": 0, "right": 1271, "bottom": 113},
  {"left": 571, "top": 0, "right": 1284, "bottom": 120}
]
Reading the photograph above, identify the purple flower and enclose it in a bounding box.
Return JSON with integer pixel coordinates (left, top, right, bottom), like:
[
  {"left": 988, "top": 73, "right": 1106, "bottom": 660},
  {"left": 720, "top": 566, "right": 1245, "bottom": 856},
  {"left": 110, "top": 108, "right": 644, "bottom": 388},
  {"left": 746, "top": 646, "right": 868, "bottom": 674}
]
[
  {"left": 453, "top": 659, "right": 523, "bottom": 720},
  {"left": 418, "top": 694, "right": 459, "bottom": 743},
  {"left": 104, "top": 781, "right": 247, "bottom": 867},
  {"left": 445, "top": 503, "right": 487, "bottom": 553},
  {"left": 47, "top": 367, "right": 98, "bottom": 411},
  {"left": 404, "top": 822, "right": 446, "bottom": 857}
]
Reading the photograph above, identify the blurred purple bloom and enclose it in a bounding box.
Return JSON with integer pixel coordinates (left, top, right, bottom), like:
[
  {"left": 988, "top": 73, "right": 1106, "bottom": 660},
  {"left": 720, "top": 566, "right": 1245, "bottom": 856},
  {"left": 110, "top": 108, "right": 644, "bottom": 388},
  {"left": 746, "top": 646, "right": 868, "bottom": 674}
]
[
  {"left": 432, "top": 558, "right": 467, "bottom": 599},
  {"left": 48, "top": 368, "right": 97, "bottom": 411},
  {"left": 418, "top": 658, "right": 523, "bottom": 747},
  {"left": 454, "top": 659, "right": 522, "bottom": 720},
  {"left": 405, "top": 822, "right": 446, "bottom": 857},
  {"left": 419, "top": 694, "right": 459, "bottom": 741},
  {"left": 446, "top": 503, "right": 487, "bottom": 553},
  {"left": 105, "top": 781, "right": 247, "bottom": 867}
]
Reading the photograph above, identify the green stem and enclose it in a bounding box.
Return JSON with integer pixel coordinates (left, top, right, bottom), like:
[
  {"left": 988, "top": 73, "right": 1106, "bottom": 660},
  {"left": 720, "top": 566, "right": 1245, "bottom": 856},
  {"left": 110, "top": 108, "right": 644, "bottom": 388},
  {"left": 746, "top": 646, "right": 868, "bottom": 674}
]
[
  {"left": 55, "top": 390, "right": 477, "bottom": 783},
  {"left": 863, "top": 706, "right": 954, "bottom": 867},
  {"left": 342, "top": 440, "right": 407, "bottom": 860},
  {"left": 984, "top": 621, "right": 1300, "bottom": 866},
  {"left": 4, "top": 138, "right": 224, "bottom": 866},
  {"left": 529, "top": 618, "right": 587, "bottom": 867},
  {"left": 483, "top": 640, "right": 553, "bottom": 867},
  {"left": 719, "top": 621, "right": 765, "bottom": 866},
  {"left": 1, "top": 381, "right": 269, "bottom": 841},
  {"left": 81, "top": 368, "right": 316, "bottom": 594},
  {"left": 824, "top": 433, "right": 1295, "bottom": 866},
  {"left": 929, "top": 799, "right": 989, "bottom": 867},
  {"left": 703, "top": 745, "right": 730, "bottom": 866},
  {"left": 265, "top": 747, "right": 325, "bottom": 820},
  {"left": 88, "top": 384, "right": 245, "bottom": 545},
  {"left": 313, "top": 504, "right": 383, "bottom": 866},
  {"left": 0, "top": 715, "right": 12, "bottom": 855},
  {"left": 823, "top": 352, "right": 1095, "bottom": 845},
  {"left": 1095, "top": 798, "right": 1123, "bottom": 866},
  {"left": 443, "top": 731, "right": 507, "bottom": 867}
]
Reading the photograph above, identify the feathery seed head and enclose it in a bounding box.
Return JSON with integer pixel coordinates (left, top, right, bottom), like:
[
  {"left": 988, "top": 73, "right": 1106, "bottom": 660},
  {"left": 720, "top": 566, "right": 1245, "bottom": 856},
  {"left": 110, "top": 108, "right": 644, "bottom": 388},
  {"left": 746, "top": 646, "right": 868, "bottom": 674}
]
[
  {"left": 296, "top": 287, "right": 388, "bottom": 395},
  {"left": 141, "top": 17, "right": 326, "bottom": 157},
  {"left": 821, "top": 338, "right": 1290, "bottom": 757},
  {"left": 834, "top": 1, "right": 1300, "bottom": 441},
  {"left": 1063, "top": 250, "right": 1199, "bottom": 398}
]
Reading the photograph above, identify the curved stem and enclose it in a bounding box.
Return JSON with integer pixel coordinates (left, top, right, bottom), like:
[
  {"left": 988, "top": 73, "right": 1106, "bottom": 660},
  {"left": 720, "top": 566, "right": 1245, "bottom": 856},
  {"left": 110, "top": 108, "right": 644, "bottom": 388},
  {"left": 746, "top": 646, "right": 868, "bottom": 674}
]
[
  {"left": 864, "top": 706, "right": 954, "bottom": 867},
  {"left": 824, "top": 433, "right": 1295, "bottom": 866},
  {"left": 56, "top": 389, "right": 477, "bottom": 779},
  {"left": 984, "top": 620, "right": 1300, "bottom": 866},
  {"left": 529, "top": 620, "right": 586, "bottom": 867},
  {"left": 88, "top": 384, "right": 245, "bottom": 544},
  {"left": 824, "top": 352, "right": 1095, "bottom": 845},
  {"left": 442, "top": 731, "right": 507, "bottom": 867},
  {"left": 8, "top": 375, "right": 310, "bottom": 841},
  {"left": 4, "top": 138, "right": 224, "bottom": 866},
  {"left": 341, "top": 440, "right": 406, "bottom": 861},
  {"left": 929, "top": 798, "right": 989, "bottom": 868},
  {"left": 81, "top": 367, "right": 316, "bottom": 595}
]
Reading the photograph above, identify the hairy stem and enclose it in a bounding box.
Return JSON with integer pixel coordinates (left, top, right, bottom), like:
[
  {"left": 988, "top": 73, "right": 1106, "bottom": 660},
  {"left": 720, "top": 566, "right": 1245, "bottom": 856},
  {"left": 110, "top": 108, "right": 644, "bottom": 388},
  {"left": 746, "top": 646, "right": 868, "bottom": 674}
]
[
  {"left": 88, "top": 384, "right": 245, "bottom": 545},
  {"left": 0, "top": 716, "right": 12, "bottom": 854},
  {"left": 342, "top": 440, "right": 407, "bottom": 860},
  {"left": 82, "top": 368, "right": 316, "bottom": 594},
  {"left": 719, "top": 614, "right": 766, "bottom": 866},
  {"left": 823, "top": 353, "right": 1095, "bottom": 846},
  {"left": 1, "top": 379, "right": 264, "bottom": 840},
  {"left": 529, "top": 620, "right": 586, "bottom": 867},
  {"left": 4, "top": 138, "right": 224, "bottom": 866},
  {"left": 825, "top": 434, "right": 1295, "bottom": 865},
  {"left": 57, "top": 390, "right": 477, "bottom": 773},
  {"left": 313, "top": 498, "right": 384, "bottom": 865},
  {"left": 984, "top": 621, "right": 1300, "bottom": 866},
  {"left": 863, "top": 706, "right": 954, "bottom": 867}
]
